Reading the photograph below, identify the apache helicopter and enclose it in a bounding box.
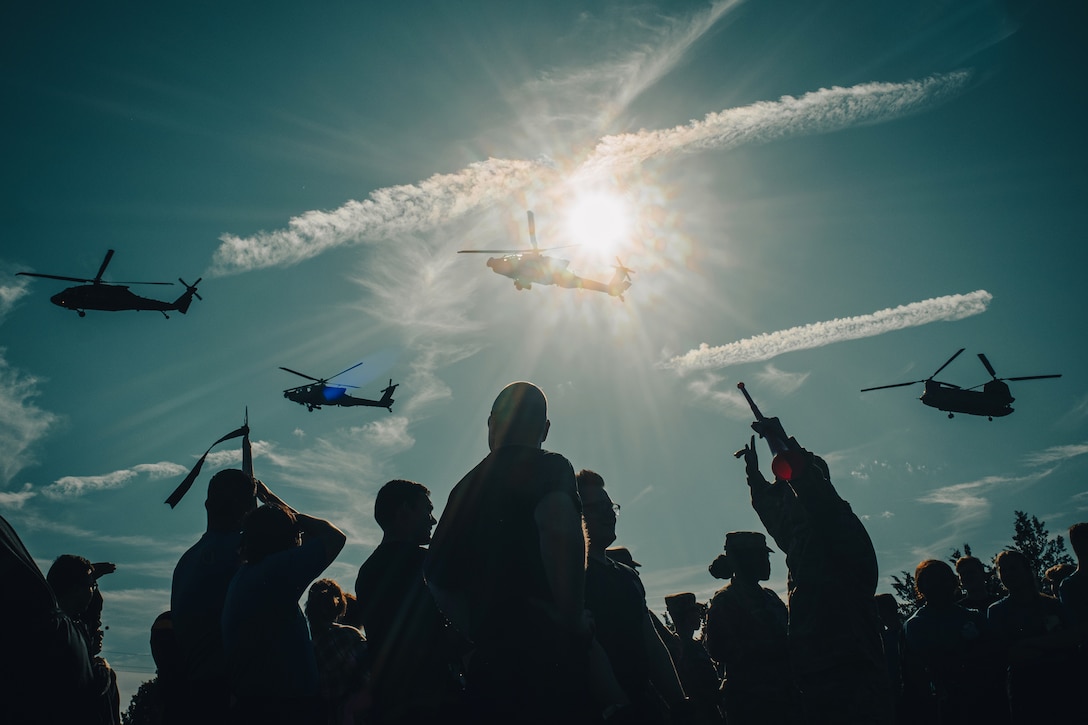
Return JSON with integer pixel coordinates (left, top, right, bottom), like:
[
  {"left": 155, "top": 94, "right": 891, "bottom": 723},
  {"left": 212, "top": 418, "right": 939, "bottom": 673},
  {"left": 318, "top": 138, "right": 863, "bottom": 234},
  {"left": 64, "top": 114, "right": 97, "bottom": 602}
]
[
  {"left": 860, "top": 348, "right": 1061, "bottom": 419},
  {"left": 281, "top": 362, "right": 397, "bottom": 412},
  {"left": 16, "top": 249, "right": 201, "bottom": 318},
  {"left": 458, "top": 211, "right": 634, "bottom": 299}
]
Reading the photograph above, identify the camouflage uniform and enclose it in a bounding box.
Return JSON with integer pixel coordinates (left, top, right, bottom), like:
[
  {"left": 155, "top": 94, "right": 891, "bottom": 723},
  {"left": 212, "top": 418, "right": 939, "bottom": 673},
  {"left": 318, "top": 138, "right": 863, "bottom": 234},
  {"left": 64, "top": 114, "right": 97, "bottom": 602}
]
[{"left": 747, "top": 448, "right": 892, "bottom": 725}]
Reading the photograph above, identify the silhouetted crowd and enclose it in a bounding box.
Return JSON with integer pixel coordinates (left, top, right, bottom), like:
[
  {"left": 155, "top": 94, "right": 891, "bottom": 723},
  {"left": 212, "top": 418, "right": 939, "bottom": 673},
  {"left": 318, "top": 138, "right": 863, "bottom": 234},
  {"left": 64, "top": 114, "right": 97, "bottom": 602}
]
[{"left": 3, "top": 381, "right": 1086, "bottom": 725}]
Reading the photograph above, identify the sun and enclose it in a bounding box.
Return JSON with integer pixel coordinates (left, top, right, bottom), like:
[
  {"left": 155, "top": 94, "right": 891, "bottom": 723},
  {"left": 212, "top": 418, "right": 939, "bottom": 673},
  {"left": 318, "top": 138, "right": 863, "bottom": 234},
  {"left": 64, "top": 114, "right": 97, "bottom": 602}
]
[{"left": 563, "top": 190, "right": 632, "bottom": 258}]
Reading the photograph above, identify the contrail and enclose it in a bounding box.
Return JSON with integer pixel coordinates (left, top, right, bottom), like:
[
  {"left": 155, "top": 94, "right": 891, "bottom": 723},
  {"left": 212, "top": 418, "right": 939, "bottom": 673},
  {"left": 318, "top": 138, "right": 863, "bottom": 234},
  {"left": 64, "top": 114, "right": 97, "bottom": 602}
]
[
  {"left": 577, "top": 71, "right": 971, "bottom": 177},
  {"left": 662, "top": 290, "right": 992, "bottom": 372},
  {"left": 210, "top": 71, "right": 971, "bottom": 276}
]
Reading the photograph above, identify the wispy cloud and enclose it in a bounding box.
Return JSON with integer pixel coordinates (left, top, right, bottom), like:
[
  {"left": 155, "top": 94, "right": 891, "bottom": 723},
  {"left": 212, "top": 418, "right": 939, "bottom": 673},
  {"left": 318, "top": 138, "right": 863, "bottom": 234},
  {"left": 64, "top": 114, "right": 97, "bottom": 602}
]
[
  {"left": 577, "top": 70, "right": 971, "bottom": 178},
  {"left": 0, "top": 351, "right": 60, "bottom": 488},
  {"left": 517, "top": 0, "right": 743, "bottom": 136},
  {"left": 1025, "top": 443, "right": 1088, "bottom": 467},
  {"left": 211, "top": 72, "right": 972, "bottom": 277},
  {"left": 42, "top": 462, "right": 187, "bottom": 499},
  {"left": 0, "top": 273, "right": 32, "bottom": 321},
  {"left": 0, "top": 483, "right": 36, "bottom": 509},
  {"left": 915, "top": 468, "right": 1054, "bottom": 553},
  {"left": 662, "top": 290, "right": 992, "bottom": 373}
]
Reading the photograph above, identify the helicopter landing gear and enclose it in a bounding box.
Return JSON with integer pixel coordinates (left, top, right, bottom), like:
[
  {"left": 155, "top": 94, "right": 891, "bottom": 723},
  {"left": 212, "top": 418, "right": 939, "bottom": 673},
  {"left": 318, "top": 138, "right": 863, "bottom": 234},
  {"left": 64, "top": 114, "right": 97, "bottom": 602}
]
[
  {"left": 988, "top": 416, "right": 993, "bottom": 421},
  {"left": 77, "top": 310, "right": 86, "bottom": 317},
  {"left": 948, "top": 412, "right": 954, "bottom": 419}
]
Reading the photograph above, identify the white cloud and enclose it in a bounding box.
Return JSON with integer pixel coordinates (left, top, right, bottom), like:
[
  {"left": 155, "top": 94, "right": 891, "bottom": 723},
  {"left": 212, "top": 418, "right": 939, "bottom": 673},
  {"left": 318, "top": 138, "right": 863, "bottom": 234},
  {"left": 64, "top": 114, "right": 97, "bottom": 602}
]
[
  {"left": 42, "top": 462, "right": 187, "bottom": 499},
  {"left": 0, "top": 273, "right": 32, "bottom": 321},
  {"left": 663, "top": 290, "right": 992, "bottom": 373},
  {"left": 1024, "top": 443, "right": 1088, "bottom": 467},
  {"left": 0, "top": 352, "right": 60, "bottom": 488},
  {"left": 0, "top": 483, "right": 36, "bottom": 509}
]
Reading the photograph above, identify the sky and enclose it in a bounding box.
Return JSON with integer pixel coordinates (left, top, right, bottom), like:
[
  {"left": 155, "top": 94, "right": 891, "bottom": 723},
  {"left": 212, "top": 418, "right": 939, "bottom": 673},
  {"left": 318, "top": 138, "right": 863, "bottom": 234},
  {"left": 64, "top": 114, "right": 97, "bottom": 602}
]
[{"left": 3, "top": 0, "right": 1086, "bottom": 708}]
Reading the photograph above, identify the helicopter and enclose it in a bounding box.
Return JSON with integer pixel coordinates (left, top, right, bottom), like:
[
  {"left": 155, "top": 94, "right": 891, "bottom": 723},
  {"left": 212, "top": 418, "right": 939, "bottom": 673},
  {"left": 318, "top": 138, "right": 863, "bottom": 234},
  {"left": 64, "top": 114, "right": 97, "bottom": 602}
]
[
  {"left": 16, "top": 249, "right": 201, "bottom": 318},
  {"left": 860, "top": 348, "right": 1061, "bottom": 419},
  {"left": 281, "top": 362, "right": 398, "bottom": 412},
  {"left": 458, "top": 211, "right": 634, "bottom": 299}
]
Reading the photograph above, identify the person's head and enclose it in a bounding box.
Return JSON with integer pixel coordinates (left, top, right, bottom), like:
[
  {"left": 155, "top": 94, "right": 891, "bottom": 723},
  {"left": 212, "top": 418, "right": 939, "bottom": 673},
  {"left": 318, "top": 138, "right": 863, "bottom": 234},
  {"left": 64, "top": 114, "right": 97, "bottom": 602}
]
[
  {"left": 1043, "top": 563, "right": 1075, "bottom": 596},
  {"left": 340, "top": 592, "right": 363, "bottom": 628},
  {"left": 46, "top": 554, "right": 96, "bottom": 617},
  {"left": 305, "top": 578, "right": 347, "bottom": 628},
  {"left": 1069, "top": 522, "right": 1088, "bottom": 563},
  {"left": 874, "top": 593, "right": 901, "bottom": 629},
  {"left": 205, "top": 468, "right": 257, "bottom": 530},
  {"left": 995, "top": 549, "right": 1036, "bottom": 595},
  {"left": 488, "top": 382, "right": 549, "bottom": 450},
  {"left": 954, "top": 555, "right": 987, "bottom": 592},
  {"left": 665, "top": 592, "right": 705, "bottom": 637},
  {"left": 722, "top": 531, "right": 773, "bottom": 583},
  {"left": 374, "top": 479, "right": 435, "bottom": 544},
  {"left": 914, "top": 559, "right": 960, "bottom": 606},
  {"left": 576, "top": 469, "right": 618, "bottom": 551},
  {"left": 240, "top": 504, "right": 300, "bottom": 565}
]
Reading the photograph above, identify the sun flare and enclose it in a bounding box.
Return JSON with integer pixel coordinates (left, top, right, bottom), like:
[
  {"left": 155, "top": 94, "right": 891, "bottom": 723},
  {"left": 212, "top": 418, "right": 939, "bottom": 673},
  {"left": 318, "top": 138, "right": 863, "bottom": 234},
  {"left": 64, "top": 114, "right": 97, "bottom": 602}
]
[{"left": 563, "top": 190, "right": 632, "bottom": 258}]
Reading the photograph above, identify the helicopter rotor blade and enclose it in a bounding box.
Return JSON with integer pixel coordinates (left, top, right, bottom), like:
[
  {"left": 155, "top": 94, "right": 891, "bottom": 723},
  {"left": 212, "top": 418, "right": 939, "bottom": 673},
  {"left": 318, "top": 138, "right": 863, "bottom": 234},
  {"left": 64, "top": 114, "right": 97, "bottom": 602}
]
[
  {"left": 1002, "top": 374, "right": 1063, "bottom": 382},
  {"left": 528, "top": 210, "right": 537, "bottom": 250},
  {"left": 16, "top": 272, "right": 97, "bottom": 284},
  {"left": 977, "top": 353, "right": 997, "bottom": 379},
  {"left": 929, "top": 348, "right": 965, "bottom": 380},
  {"left": 860, "top": 380, "right": 925, "bottom": 392},
  {"left": 458, "top": 249, "right": 525, "bottom": 254},
  {"left": 180, "top": 278, "right": 202, "bottom": 300},
  {"left": 109, "top": 280, "right": 175, "bottom": 286},
  {"left": 326, "top": 359, "right": 365, "bottom": 378},
  {"left": 94, "top": 249, "right": 115, "bottom": 283},
  {"left": 280, "top": 367, "right": 321, "bottom": 382}
]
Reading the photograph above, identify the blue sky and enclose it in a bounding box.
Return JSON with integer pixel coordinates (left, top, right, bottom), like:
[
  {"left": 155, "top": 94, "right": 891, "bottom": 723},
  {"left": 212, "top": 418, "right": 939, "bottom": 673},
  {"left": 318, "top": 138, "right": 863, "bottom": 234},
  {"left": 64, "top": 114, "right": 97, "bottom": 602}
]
[{"left": 3, "top": 0, "right": 1086, "bottom": 706}]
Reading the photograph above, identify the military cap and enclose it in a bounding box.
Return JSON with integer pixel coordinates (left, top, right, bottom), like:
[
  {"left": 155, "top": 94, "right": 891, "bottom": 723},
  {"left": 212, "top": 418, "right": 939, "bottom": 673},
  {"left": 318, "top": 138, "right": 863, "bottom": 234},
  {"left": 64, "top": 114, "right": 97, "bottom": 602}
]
[
  {"left": 606, "top": 546, "right": 641, "bottom": 568},
  {"left": 724, "top": 531, "right": 773, "bottom": 553},
  {"left": 664, "top": 592, "right": 705, "bottom": 616}
]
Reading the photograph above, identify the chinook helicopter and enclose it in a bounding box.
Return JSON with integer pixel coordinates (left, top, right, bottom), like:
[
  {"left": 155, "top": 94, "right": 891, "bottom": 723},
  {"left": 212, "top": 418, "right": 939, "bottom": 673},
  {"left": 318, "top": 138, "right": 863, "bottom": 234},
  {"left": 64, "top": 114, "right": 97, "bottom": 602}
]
[
  {"left": 458, "top": 211, "right": 633, "bottom": 299},
  {"left": 281, "top": 362, "right": 397, "bottom": 412},
  {"left": 860, "top": 348, "right": 1061, "bottom": 419},
  {"left": 17, "top": 249, "right": 201, "bottom": 318}
]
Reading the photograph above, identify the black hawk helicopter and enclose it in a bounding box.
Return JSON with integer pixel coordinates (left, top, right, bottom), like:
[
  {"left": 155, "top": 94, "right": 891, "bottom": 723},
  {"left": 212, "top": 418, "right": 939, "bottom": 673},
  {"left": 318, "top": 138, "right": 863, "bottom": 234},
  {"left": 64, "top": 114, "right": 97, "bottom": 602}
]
[
  {"left": 17, "top": 249, "right": 201, "bottom": 318},
  {"left": 458, "top": 211, "right": 634, "bottom": 299},
  {"left": 860, "top": 348, "right": 1061, "bottom": 419},
  {"left": 281, "top": 362, "right": 397, "bottom": 412}
]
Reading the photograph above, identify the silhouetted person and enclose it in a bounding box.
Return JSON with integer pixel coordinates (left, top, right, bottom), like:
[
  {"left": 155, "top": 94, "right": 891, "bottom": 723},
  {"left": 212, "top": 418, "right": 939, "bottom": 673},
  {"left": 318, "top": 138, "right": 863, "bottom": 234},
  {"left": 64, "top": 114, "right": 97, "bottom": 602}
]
[
  {"left": 1059, "top": 522, "right": 1088, "bottom": 688},
  {"left": 738, "top": 427, "right": 891, "bottom": 724},
  {"left": 1043, "top": 563, "right": 1075, "bottom": 598},
  {"left": 988, "top": 549, "right": 1077, "bottom": 724},
  {"left": 577, "top": 469, "right": 691, "bottom": 725},
  {"left": 704, "top": 531, "right": 797, "bottom": 725},
  {"left": 900, "top": 559, "right": 1001, "bottom": 725},
  {"left": 354, "top": 479, "right": 464, "bottom": 725},
  {"left": 955, "top": 556, "right": 1001, "bottom": 613},
  {"left": 2, "top": 514, "right": 97, "bottom": 725},
  {"left": 665, "top": 593, "right": 724, "bottom": 725},
  {"left": 305, "top": 578, "right": 370, "bottom": 725},
  {"left": 170, "top": 468, "right": 257, "bottom": 725},
  {"left": 221, "top": 501, "right": 346, "bottom": 725},
  {"left": 874, "top": 593, "right": 904, "bottom": 723},
  {"left": 425, "top": 381, "right": 620, "bottom": 725},
  {"left": 1060, "top": 522, "right": 1088, "bottom": 625},
  {"left": 46, "top": 554, "right": 121, "bottom": 725}
]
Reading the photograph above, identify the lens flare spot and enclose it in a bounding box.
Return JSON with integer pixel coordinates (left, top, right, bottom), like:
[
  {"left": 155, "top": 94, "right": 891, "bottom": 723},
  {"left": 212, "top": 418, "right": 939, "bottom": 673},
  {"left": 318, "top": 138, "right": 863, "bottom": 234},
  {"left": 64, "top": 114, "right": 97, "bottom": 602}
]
[{"left": 564, "top": 191, "right": 632, "bottom": 257}]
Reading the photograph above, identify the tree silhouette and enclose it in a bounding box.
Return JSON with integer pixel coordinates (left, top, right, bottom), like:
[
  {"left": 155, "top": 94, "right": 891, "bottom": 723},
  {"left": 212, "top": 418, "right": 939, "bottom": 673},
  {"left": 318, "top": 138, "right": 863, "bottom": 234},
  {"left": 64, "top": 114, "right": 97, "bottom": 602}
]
[
  {"left": 1006, "top": 510, "right": 1074, "bottom": 583},
  {"left": 121, "top": 678, "right": 162, "bottom": 725},
  {"left": 889, "top": 511, "right": 1073, "bottom": 614}
]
